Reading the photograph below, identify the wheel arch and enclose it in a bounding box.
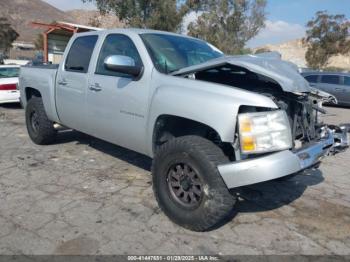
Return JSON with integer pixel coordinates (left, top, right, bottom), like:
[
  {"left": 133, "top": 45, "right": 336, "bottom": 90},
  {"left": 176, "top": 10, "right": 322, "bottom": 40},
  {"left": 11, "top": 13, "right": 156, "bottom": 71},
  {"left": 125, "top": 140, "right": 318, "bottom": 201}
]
[
  {"left": 152, "top": 114, "right": 228, "bottom": 155},
  {"left": 22, "top": 86, "right": 60, "bottom": 123},
  {"left": 25, "top": 87, "right": 42, "bottom": 101}
]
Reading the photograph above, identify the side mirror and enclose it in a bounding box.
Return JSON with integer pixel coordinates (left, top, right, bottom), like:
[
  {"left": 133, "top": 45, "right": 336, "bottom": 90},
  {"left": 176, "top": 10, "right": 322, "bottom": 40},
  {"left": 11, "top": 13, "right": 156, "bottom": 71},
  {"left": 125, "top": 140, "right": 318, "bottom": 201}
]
[{"left": 104, "top": 55, "right": 143, "bottom": 77}]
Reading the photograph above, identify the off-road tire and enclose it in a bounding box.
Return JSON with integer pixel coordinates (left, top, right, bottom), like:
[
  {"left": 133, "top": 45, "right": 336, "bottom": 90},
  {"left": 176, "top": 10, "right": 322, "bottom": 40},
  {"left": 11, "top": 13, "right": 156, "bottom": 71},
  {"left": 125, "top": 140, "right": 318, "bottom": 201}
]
[
  {"left": 152, "top": 136, "right": 236, "bottom": 231},
  {"left": 25, "top": 96, "right": 56, "bottom": 145}
]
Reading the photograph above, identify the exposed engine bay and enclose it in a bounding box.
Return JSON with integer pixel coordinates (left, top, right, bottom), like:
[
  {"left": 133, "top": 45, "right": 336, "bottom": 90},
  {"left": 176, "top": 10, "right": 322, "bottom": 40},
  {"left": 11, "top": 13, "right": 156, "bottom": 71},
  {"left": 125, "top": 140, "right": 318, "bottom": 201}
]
[{"left": 175, "top": 62, "right": 349, "bottom": 153}]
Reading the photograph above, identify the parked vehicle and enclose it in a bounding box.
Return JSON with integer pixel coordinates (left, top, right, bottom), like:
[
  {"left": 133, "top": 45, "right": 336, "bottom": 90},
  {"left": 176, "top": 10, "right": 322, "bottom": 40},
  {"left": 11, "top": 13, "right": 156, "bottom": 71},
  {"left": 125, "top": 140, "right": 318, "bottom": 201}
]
[
  {"left": 19, "top": 29, "right": 349, "bottom": 231},
  {"left": 0, "top": 65, "right": 20, "bottom": 104},
  {"left": 302, "top": 71, "right": 350, "bottom": 106}
]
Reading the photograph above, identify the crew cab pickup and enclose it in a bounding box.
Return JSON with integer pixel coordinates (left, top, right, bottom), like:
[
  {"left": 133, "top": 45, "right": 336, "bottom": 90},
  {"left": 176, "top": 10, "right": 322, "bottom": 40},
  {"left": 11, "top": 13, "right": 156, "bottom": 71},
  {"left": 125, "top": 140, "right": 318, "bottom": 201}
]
[{"left": 19, "top": 29, "right": 349, "bottom": 231}]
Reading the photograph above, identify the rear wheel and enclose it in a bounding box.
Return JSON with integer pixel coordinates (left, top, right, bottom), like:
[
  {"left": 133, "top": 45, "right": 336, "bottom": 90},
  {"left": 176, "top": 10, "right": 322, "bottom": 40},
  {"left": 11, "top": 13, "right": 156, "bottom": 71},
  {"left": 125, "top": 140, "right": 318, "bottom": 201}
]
[
  {"left": 25, "top": 96, "right": 56, "bottom": 145},
  {"left": 152, "top": 136, "right": 236, "bottom": 231}
]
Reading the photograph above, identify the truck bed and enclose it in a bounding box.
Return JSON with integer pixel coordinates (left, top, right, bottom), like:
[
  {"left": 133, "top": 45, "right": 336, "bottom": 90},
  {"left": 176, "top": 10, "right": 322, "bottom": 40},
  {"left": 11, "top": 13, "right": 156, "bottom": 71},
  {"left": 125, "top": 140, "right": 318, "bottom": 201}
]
[
  {"left": 22, "top": 64, "right": 59, "bottom": 70},
  {"left": 19, "top": 65, "right": 59, "bottom": 123}
]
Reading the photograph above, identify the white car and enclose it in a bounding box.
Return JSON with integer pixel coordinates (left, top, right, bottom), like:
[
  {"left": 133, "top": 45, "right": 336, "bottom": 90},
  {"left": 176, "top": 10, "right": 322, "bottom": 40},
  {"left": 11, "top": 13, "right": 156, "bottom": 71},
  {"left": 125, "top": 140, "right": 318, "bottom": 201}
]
[{"left": 0, "top": 65, "right": 20, "bottom": 104}]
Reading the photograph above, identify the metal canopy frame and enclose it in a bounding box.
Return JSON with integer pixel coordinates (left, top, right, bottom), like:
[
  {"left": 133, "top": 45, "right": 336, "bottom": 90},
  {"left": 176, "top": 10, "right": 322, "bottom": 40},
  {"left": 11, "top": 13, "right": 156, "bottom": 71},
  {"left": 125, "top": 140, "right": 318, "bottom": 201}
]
[{"left": 31, "top": 22, "right": 98, "bottom": 62}]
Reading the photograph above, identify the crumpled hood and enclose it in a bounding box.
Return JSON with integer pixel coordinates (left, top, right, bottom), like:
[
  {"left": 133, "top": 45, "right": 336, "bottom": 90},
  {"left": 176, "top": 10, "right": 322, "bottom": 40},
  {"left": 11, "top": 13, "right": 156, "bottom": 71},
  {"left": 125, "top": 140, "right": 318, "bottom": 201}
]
[{"left": 172, "top": 54, "right": 312, "bottom": 94}]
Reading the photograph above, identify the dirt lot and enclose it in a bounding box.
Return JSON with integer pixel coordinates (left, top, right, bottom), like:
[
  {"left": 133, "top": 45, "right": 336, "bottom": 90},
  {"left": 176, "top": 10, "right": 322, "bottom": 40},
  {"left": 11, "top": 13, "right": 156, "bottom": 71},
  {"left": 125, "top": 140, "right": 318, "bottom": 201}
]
[{"left": 0, "top": 104, "right": 349, "bottom": 255}]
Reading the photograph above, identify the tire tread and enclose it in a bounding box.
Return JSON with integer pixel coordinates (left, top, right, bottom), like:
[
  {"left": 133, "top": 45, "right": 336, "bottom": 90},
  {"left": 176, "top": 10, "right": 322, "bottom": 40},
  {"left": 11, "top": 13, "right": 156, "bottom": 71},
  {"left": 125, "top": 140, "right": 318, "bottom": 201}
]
[
  {"left": 25, "top": 96, "right": 56, "bottom": 145},
  {"left": 152, "top": 135, "right": 236, "bottom": 231}
]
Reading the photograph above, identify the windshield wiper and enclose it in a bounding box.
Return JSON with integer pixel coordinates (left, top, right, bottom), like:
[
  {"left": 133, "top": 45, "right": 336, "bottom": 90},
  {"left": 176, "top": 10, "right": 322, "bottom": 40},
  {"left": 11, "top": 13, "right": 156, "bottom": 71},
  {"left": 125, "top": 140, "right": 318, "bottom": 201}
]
[{"left": 168, "top": 68, "right": 180, "bottom": 74}]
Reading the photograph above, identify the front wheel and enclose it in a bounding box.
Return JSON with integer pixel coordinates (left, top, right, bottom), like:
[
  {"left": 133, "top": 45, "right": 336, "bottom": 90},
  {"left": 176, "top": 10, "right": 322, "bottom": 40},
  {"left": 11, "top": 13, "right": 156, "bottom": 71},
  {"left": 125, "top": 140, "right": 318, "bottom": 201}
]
[
  {"left": 25, "top": 96, "right": 57, "bottom": 145},
  {"left": 152, "top": 136, "right": 236, "bottom": 231}
]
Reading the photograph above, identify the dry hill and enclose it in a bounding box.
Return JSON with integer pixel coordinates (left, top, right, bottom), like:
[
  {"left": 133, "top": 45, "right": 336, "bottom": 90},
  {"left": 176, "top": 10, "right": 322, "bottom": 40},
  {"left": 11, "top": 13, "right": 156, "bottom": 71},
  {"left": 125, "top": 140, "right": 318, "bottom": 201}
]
[
  {"left": 0, "top": 0, "right": 74, "bottom": 42},
  {"left": 0, "top": 0, "right": 124, "bottom": 43},
  {"left": 258, "top": 39, "right": 350, "bottom": 71},
  {"left": 66, "top": 10, "right": 124, "bottom": 29}
]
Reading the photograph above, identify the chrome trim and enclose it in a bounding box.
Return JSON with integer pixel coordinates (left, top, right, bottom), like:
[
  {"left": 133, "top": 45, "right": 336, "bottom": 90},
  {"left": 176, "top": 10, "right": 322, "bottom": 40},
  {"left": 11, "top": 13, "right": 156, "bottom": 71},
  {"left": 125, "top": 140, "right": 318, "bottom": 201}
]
[
  {"left": 334, "top": 125, "right": 349, "bottom": 148},
  {"left": 218, "top": 130, "right": 335, "bottom": 189},
  {"left": 104, "top": 55, "right": 135, "bottom": 67},
  {"left": 295, "top": 131, "right": 334, "bottom": 169}
]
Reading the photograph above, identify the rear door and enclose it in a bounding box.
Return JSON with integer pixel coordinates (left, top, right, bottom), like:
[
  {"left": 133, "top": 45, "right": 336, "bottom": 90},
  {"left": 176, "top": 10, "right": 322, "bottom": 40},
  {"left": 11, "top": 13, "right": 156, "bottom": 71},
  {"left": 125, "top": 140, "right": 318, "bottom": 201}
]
[
  {"left": 56, "top": 35, "right": 98, "bottom": 131},
  {"left": 340, "top": 76, "right": 350, "bottom": 105},
  {"left": 319, "top": 74, "right": 341, "bottom": 97}
]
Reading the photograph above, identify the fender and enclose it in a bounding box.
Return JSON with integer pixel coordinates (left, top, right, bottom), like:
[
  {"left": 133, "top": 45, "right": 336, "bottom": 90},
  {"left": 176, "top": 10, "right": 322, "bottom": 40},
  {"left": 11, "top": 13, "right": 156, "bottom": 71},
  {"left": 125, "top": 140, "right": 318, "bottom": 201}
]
[{"left": 146, "top": 73, "right": 278, "bottom": 156}]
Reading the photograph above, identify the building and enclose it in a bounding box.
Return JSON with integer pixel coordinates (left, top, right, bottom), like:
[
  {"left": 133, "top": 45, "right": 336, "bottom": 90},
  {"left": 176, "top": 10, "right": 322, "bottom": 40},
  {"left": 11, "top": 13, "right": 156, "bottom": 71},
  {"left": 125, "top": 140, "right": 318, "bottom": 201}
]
[
  {"left": 12, "top": 42, "right": 36, "bottom": 50},
  {"left": 31, "top": 21, "right": 103, "bottom": 64}
]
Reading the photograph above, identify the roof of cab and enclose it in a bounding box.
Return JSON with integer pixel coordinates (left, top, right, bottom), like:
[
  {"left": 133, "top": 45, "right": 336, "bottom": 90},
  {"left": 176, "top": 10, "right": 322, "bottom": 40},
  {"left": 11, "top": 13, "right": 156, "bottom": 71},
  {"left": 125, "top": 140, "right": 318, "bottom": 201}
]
[{"left": 73, "top": 28, "right": 196, "bottom": 39}]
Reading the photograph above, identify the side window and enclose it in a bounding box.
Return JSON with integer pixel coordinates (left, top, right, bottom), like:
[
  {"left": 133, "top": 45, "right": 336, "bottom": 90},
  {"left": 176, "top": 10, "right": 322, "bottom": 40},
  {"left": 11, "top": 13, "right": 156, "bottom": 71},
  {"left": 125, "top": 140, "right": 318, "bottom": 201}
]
[
  {"left": 65, "top": 35, "right": 98, "bottom": 73},
  {"left": 320, "top": 75, "right": 340, "bottom": 85},
  {"left": 304, "top": 75, "right": 318, "bottom": 83},
  {"left": 343, "top": 76, "right": 350, "bottom": 86},
  {"left": 96, "top": 34, "right": 142, "bottom": 77}
]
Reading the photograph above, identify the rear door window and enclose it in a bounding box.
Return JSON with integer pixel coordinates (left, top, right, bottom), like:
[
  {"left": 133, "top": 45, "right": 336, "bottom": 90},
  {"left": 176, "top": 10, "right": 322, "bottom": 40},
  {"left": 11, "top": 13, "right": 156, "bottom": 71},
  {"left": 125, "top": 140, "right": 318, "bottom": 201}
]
[
  {"left": 65, "top": 35, "right": 98, "bottom": 73},
  {"left": 304, "top": 75, "right": 318, "bottom": 83},
  {"left": 320, "top": 75, "right": 340, "bottom": 85},
  {"left": 343, "top": 76, "right": 350, "bottom": 86}
]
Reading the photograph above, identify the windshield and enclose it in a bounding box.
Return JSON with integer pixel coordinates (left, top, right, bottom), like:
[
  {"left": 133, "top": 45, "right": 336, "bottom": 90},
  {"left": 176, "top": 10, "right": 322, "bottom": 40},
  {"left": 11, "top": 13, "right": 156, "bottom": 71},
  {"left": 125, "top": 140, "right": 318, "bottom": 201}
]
[
  {"left": 140, "top": 33, "right": 223, "bottom": 74},
  {"left": 0, "top": 67, "right": 20, "bottom": 78}
]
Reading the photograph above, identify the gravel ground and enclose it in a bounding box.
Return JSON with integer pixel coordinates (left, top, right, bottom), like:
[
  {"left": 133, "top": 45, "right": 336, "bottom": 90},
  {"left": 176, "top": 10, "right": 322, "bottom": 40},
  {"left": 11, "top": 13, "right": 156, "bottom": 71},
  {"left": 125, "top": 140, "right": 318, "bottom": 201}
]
[{"left": 0, "top": 103, "right": 349, "bottom": 255}]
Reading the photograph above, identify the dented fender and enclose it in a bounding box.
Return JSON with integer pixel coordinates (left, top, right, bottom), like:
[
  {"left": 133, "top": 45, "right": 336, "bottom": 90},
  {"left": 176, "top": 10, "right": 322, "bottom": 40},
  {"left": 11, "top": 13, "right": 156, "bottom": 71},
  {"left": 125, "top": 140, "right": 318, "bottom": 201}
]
[{"left": 146, "top": 72, "right": 278, "bottom": 156}]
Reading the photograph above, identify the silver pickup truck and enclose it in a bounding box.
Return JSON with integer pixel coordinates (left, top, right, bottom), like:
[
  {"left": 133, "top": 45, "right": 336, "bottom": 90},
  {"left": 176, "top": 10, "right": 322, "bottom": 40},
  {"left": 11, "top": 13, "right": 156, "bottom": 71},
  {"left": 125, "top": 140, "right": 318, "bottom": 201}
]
[{"left": 19, "top": 29, "right": 349, "bottom": 231}]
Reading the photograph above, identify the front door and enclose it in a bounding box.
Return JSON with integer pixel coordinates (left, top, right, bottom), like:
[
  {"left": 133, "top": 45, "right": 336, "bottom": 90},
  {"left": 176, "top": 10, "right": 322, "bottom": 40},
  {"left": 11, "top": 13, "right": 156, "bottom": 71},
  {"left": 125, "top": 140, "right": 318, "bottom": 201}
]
[
  {"left": 86, "top": 33, "right": 150, "bottom": 154},
  {"left": 56, "top": 35, "right": 98, "bottom": 131},
  {"left": 318, "top": 74, "right": 341, "bottom": 102}
]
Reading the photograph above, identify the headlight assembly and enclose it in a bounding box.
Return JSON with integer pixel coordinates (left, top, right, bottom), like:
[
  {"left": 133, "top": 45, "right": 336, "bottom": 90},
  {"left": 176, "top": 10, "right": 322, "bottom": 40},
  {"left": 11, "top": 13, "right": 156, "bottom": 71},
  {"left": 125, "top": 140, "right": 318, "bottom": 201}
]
[{"left": 238, "top": 110, "right": 293, "bottom": 154}]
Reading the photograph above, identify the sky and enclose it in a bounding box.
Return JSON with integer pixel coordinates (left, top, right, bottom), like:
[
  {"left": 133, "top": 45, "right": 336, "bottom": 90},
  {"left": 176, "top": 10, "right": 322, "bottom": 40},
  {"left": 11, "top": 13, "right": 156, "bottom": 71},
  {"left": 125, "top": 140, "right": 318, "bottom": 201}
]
[
  {"left": 247, "top": 0, "right": 350, "bottom": 47},
  {"left": 42, "top": 0, "right": 350, "bottom": 47}
]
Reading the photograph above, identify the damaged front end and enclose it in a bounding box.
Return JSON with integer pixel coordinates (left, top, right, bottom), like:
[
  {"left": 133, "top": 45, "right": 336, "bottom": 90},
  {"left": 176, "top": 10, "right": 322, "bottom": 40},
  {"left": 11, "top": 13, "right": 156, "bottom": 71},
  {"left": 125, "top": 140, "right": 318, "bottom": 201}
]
[
  {"left": 273, "top": 89, "right": 349, "bottom": 154},
  {"left": 173, "top": 54, "right": 349, "bottom": 177}
]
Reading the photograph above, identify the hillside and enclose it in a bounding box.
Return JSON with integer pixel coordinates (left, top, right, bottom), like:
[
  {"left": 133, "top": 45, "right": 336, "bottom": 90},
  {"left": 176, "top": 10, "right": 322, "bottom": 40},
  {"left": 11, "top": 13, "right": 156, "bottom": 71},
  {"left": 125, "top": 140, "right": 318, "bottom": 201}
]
[
  {"left": 0, "top": 0, "right": 124, "bottom": 43},
  {"left": 66, "top": 10, "right": 124, "bottom": 29},
  {"left": 0, "top": 0, "right": 75, "bottom": 42},
  {"left": 257, "top": 39, "right": 350, "bottom": 71}
]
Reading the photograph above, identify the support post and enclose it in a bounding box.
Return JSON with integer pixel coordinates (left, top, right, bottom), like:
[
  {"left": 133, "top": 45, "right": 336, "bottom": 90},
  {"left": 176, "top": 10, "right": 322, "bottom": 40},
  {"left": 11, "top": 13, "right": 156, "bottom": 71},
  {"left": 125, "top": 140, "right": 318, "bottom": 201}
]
[{"left": 43, "top": 32, "right": 48, "bottom": 63}]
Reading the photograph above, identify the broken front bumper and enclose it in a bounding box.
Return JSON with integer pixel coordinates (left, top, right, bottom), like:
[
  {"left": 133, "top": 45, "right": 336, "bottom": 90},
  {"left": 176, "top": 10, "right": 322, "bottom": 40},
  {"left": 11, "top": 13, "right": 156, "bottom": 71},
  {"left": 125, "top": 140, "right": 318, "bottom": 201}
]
[{"left": 218, "top": 126, "right": 349, "bottom": 189}]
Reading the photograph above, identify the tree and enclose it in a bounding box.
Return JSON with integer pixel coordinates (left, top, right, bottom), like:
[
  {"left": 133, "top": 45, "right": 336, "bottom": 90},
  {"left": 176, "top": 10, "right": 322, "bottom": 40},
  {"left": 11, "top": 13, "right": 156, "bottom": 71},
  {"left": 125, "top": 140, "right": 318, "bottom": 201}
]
[
  {"left": 0, "top": 17, "right": 19, "bottom": 53},
  {"left": 254, "top": 47, "right": 270, "bottom": 54},
  {"left": 82, "top": 0, "right": 201, "bottom": 32},
  {"left": 88, "top": 15, "right": 102, "bottom": 28},
  {"left": 304, "top": 11, "right": 350, "bottom": 69},
  {"left": 188, "top": 0, "right": 266, "bottom": 54},
  {"left": 34, "top": 34, "right": 44, "bottom": 50}
]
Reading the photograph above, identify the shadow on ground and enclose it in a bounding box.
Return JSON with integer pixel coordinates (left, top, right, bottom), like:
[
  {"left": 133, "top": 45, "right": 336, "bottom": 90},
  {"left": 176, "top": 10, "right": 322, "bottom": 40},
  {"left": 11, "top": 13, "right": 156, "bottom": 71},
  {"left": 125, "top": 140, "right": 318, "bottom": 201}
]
[
  {"left": 55, "top": 129, "right": 152, "bottom": 171},
  {"left": 235, "top": 169, "right": 324, "bottom": 213},
  {"left": 0, "top": 103, "right": 22, "bottom": 109},
  {"left": 210, "top": 170, "right": 324, "bottom": 229},
  {"left": 54, "top": 129, "right": 324, "bottom": 229}
]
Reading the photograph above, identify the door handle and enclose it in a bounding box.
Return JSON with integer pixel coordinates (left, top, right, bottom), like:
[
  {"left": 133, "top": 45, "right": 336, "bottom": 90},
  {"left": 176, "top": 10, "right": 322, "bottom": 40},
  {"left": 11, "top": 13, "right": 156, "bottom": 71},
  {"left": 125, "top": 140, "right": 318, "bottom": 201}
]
[
  {"left": 89, "top": 83, "right": 102, "bottom": 92},
  {"left": 58, "top": 79, "right": 68, "bottom": 86},
  {"left": 335, "top": 88, "right": 345, "bottom": 92}
]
